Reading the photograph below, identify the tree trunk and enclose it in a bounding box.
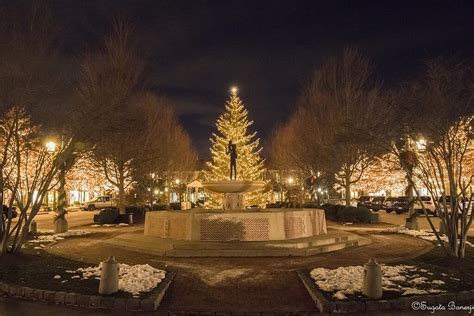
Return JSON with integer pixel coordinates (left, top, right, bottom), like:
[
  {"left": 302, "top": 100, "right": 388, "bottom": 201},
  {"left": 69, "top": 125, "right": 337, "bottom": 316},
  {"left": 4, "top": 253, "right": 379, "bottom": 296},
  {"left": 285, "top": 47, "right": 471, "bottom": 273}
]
[
  {"left": 345, "top": 172, "right": 351, "bottom": 206},
  {"left": 54, "top": 165, "right": 68, "bottom": 233},
  {"left": 118, "top": 168, "right": 126, "bottom": 214}
]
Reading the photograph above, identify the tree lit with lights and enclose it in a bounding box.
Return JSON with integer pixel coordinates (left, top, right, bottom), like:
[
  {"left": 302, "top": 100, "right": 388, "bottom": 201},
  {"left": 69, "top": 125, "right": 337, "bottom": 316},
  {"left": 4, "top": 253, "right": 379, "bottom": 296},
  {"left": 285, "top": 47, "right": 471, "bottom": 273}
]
[{"left": 206, "top": 87, "right": 267, "bottom": 207}]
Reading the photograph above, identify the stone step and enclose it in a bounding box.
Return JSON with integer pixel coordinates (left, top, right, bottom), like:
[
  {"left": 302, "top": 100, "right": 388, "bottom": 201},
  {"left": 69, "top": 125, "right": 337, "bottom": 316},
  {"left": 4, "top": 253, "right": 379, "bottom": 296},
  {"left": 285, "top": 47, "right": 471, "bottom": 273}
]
[
  {"left": 171, "top": 233, "right": 362, "bottom": 250},
  {"left": 165, "top": 236, "right": 371, "bottom": 257},
  {"left": 101, "top": 229, "right": 371, "bottom": 258}
]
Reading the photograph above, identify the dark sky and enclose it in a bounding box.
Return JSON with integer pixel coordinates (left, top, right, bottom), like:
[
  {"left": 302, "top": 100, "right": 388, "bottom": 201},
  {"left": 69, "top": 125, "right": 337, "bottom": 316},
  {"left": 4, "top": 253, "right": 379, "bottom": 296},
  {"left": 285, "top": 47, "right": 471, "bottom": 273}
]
[{"left": 51, "top": 0, "right": 473, "bottom": 158}]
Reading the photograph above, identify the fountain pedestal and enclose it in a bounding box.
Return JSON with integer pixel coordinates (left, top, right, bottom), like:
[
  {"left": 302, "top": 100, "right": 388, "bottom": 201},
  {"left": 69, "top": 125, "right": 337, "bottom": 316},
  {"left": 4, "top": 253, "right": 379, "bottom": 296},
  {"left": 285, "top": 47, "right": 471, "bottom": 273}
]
[
  {"left": 223, "top": 193, "right": 244, "bottom": 210},
  {"left": 202, "top": 180, "right": 265, "bottom": 211}
]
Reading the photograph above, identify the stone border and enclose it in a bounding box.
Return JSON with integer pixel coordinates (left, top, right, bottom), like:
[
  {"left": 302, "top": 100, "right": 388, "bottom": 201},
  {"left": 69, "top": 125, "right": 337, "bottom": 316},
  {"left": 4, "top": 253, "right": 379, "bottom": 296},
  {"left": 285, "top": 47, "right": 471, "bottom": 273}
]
[
  {"left": 0, "top": 271, "right": 175, "bottom": 311},
  {"left": 297, "top": 270, "right": 474, "bottom": 313}
]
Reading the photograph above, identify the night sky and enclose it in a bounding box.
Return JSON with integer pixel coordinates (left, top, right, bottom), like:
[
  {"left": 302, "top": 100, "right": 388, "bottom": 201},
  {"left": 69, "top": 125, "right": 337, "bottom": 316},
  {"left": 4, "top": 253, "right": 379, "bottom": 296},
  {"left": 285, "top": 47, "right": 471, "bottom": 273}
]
[{"left": 51, "top": 0, "right": 473, "bottom": 158}]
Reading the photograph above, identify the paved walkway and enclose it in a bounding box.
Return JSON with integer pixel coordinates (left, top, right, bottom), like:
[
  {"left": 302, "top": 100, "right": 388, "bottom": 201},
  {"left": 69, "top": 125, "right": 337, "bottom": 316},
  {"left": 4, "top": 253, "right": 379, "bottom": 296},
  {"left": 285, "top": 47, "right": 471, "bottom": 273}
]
[
  {"left": 11, "top": 210, "right": 95, "bottom": 230},
  {"left": 40, "top": 224, "right": 432, "bottom": 313},
  {"left": 377, "top": 211, "right": 474, "bottom": 235}
]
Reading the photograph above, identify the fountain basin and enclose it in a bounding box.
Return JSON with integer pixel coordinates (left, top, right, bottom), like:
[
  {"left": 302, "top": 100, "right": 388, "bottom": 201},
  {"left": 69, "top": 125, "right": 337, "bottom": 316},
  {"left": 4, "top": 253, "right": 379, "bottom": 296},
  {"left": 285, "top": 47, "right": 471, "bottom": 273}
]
[
  {"left": 202, "top": 180, "right": 265, "bottom": 193},
  {"left": 144, "top": 208, "right": 327, "bottom": 241},
  {"left": 202, "top": 180, "right": 266, "bottom": 211}
]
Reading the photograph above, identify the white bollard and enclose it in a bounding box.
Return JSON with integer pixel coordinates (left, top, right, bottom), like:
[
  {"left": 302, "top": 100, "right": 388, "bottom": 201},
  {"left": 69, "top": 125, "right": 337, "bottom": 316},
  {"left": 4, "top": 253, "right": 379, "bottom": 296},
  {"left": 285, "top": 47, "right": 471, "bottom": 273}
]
[
  {"left": 362, "top": 258, "right": 383, "bottom": 299},
  {"left": 99, "top": 256, "right": 119, "bottom": 295},
  {"left": 128, "top": 213, "right": 133, "bottom": 225},
  {"left": 29, "top": 220, "right": 37, "bottom": 235}
]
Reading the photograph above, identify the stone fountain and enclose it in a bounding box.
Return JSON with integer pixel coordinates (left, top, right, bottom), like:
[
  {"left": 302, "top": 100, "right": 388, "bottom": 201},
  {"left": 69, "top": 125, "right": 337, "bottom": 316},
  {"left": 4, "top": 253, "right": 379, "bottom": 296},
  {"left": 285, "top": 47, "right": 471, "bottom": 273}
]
[{"left": 144, "top": 178, "right": 328, "bottom": 243}]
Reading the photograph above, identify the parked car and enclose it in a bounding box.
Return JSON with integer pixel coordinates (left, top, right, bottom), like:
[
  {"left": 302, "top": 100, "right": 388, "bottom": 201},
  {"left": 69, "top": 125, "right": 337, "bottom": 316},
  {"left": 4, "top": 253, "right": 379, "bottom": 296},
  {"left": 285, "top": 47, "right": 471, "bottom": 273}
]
[
  {"left": 1, "top": 205, "right": 17, "bottom": 219},
  {"left": 437, "top": 195, "right": 473, "bottom": 216},
  {"left": 382, "top": 197, "right": 397, "bottom": 213},
  {"left": 357, "top": 196, "right": 373, "bottom": 208},
  {"left": 81, "top": 196, "right": 115, "bottom": 211},
  {"left": 393, "top": 196, "right": 409, "bottom": 214},
  {"left": 370, "top": 196, "right": 386, "bottom": 212},
  {"left": 414, "top": 196, "right": 437, "bottom": 215}
]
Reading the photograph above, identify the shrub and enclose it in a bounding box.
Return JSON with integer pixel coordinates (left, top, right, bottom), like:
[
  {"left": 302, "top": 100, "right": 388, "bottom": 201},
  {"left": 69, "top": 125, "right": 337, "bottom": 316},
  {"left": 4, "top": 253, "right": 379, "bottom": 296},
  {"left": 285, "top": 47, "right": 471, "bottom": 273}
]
[
  {"left": 94, "top": 208, "right": 119, "bottom": 224},
  {"left": 169, "top": 202, "right": 181, "bottom": 210},
  {"left": 335, "top": 204, "right": 346, "bottom": 220},
  {"left": 355, "top": 206, "right": 371, "bottom": 223},
  {"left": 321, "top": 204, "right": 372, "bottom": 223},
  {"left": 322, "top": 204, "right": 338, "bottom": 220},
  {"left": 125, "top": 206, "right": 145, "bottom": 221}
]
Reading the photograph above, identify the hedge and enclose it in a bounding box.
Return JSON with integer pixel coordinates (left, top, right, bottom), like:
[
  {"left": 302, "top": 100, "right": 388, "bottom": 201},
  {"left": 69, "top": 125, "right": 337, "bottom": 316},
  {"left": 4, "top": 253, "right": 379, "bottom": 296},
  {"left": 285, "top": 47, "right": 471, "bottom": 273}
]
[{"left": 321, "top": 204, "right": 371, "bottom": 223}]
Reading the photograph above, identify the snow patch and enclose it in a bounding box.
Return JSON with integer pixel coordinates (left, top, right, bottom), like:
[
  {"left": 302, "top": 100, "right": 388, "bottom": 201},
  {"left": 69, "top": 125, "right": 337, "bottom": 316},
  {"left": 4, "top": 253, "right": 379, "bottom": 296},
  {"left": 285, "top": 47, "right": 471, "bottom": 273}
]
[
  {"left": 381, "top": 226, "right": 474, "bottom": 247},
  {"left": 310, "top": 264, "right": 447, "bottom": 300},
  {"left": 53, "top": 275, "right": 61, "bottom": 279},
  {"left": 29, "top": 230, "right": 90, "bottom": 243},
  {"left": 74, "top": 263, "right": 166, "bottom": 296}
]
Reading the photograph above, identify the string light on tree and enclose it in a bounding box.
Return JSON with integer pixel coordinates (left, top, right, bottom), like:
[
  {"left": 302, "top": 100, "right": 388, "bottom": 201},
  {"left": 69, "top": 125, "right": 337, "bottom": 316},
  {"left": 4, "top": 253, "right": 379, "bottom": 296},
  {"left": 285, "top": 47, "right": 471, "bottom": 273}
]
[{"left": 206, "top": 86, "right": 267, "bottom": 208}]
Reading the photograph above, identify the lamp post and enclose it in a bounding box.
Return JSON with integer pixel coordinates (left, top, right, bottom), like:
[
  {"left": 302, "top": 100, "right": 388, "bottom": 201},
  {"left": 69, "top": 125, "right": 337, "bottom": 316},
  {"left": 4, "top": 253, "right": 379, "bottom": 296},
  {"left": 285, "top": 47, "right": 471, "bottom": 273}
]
[
  {"left": 46, "top": 140, "right": 68, "bottom": 234},
  {"left": 150, "top": 173, "right": 155, "bottom": 211}
]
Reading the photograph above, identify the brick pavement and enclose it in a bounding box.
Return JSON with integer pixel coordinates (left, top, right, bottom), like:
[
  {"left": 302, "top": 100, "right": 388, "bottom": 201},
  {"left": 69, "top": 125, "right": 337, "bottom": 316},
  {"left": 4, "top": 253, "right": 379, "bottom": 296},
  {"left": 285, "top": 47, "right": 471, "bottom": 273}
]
[{"left": 45, "top": 227, "right": 431, "bottom": 313}]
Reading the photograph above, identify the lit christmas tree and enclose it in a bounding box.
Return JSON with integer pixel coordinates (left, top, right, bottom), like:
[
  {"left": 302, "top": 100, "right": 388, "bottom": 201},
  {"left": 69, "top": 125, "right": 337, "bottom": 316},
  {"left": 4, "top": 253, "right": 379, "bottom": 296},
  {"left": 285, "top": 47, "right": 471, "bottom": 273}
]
[{"left": 206, "top": 87, "right": 267, "bottom": 208}]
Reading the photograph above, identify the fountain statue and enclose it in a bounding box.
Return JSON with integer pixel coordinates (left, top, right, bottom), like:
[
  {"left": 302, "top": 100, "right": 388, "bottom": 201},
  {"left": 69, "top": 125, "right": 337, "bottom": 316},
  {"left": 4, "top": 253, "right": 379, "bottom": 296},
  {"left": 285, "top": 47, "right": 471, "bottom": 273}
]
[{"left": 226, "top": 140, "right": 237, "bottom": 180}]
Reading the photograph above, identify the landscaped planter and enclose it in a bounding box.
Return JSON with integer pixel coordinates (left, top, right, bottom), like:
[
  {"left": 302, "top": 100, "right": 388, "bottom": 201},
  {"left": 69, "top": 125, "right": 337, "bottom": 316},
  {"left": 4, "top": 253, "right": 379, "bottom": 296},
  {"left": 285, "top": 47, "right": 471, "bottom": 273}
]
[
  {"left": 0, "top": 271, "right": 175, "bottom": 311},
  {"left": 297, "top": 269, "right": 474, "bottom": 313}
]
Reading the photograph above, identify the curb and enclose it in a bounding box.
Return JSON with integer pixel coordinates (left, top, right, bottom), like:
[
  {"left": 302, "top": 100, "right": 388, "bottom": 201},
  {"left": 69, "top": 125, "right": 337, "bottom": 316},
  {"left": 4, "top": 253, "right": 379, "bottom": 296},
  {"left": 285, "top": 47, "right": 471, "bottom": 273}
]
[
  {"left": 297, "top": 269, "right": 474, "bottom": 313},
  {"left": 0, "top": 271, "right": 175, "bottom": 311}
]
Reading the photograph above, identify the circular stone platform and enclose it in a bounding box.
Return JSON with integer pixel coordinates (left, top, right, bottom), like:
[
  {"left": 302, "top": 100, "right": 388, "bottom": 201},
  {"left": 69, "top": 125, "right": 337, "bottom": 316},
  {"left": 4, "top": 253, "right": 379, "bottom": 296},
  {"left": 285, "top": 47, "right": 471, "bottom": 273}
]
[{"left": 144, "top": 208, "right": 327, "bottom": 242}]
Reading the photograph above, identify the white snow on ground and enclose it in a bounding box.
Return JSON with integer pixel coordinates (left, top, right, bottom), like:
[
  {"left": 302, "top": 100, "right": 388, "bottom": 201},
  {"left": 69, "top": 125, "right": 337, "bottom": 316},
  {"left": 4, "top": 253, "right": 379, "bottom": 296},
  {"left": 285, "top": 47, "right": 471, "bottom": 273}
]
[
  {"left": 72, "top": 263, "right": 166, "bottom": 296},
  {"left": 381, "top": 225, "right": 474, "bottom": 247},
  {"left": 29, "top": 230, "right": 90, "bottom": 243},
  {"left": 37, "top": 229, "right": 54, "bottom": 234},
  {"left": 91, "top": 224, "right": 130, "bottom": 228},
  {"left": 310, "top": 264, "right": 448, "bottom": 300}
]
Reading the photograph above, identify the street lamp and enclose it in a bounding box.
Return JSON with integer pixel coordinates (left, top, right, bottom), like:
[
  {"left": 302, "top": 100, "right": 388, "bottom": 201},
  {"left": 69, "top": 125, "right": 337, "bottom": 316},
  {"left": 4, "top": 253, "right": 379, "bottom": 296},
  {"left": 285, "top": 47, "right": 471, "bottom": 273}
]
[
  {"left": 45, "top": 140, "right": 68, "bottom": 233},
  {"left": 149, "top": 173, "right": 156, "bottom": 211},
  {"left": 46, "top": 141, "right": 57, "bottom": 153}
]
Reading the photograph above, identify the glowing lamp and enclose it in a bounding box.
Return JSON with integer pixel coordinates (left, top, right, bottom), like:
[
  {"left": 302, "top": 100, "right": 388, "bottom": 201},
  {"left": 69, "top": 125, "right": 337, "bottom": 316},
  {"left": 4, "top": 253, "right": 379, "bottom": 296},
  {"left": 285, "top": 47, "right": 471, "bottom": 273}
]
[{"left": 45, "top": 141, "right": 56, "bottom": 153}]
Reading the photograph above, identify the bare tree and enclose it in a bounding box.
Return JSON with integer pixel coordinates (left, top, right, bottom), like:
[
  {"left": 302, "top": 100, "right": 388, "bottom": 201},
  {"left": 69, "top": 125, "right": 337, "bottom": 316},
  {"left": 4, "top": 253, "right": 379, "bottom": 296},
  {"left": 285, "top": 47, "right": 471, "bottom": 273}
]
[
  {"left": 132, "top": 94, "right": 198, "bottom": 202},
  {"left": 0, "top": 2, "right": 70, "bottom": 255},
  {"left": 76, "top": 17, "right": 145, "bottom": 213},
  {"left": 392, "top": 58, "right": 473, "bottom": 258},
  {"left": 270, "top": 48, "right": 387, "bottom": 205},
  {"left": 91, "top": 93, "right": 197, "bottom": 211}
]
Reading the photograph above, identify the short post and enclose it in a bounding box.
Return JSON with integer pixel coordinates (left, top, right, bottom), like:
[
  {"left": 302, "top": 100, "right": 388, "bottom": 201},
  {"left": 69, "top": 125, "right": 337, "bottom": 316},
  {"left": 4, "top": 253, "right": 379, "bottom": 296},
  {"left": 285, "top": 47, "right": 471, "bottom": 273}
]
[
  {"left": 362, "top": 258, "right": 383, "bottom": 299},
  {"left": 439, "top": 221, "right": 447, "bottom": 235},
  {"left": 405, "top": 216, "right": 418, "bottom": 230},
  {"left": 29, "top": 220, "right": 37, "bottom": 235},
  {"left": 99, "top": 256, "right": 119, "bottom": 295},
  {"left": 128, "top": 213, "right": 133, "bottom": 225}
]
